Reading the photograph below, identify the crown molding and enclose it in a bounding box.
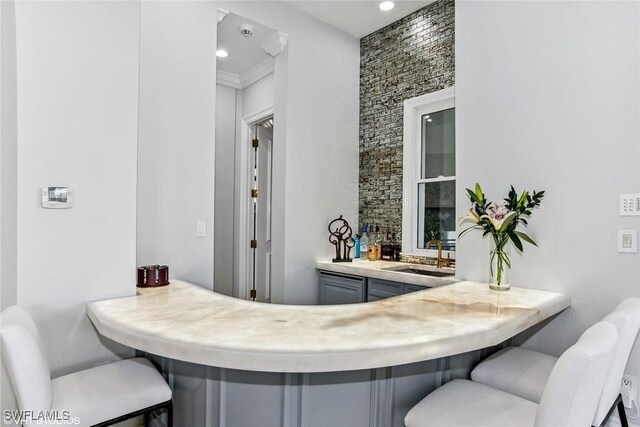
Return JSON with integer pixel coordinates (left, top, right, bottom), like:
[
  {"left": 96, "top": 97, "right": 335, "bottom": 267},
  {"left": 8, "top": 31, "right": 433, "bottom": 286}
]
[
  {"left": 217, "top": 70, "right": 242, "bottom": 89},
  {"left": 217, "top": 59, "right": 275, "bottom": 90},
  {"left": 259, "top": 32, "right": 289, "bottom": 58},
  {"left": 217, "top": 8, "right": 229, "bottom": 24},
  {"left": 240, "top": 60, "right": 275, "bottom": 88}
]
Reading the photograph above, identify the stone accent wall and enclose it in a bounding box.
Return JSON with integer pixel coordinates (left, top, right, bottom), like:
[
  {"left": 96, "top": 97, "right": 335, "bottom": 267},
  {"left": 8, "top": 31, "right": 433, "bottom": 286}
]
[{"left": 359, "top": 0, "right": 455, "bottom": 243}]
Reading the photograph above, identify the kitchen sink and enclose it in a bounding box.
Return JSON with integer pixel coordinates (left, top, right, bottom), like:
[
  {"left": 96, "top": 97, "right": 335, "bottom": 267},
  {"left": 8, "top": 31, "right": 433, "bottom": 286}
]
[{"left": 384, "top": 267, "right": 454, "bottom": 278}]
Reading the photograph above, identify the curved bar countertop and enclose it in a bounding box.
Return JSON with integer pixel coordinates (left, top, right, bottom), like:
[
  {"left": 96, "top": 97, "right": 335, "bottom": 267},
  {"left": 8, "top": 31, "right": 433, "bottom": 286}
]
[{"left": 86, "top": 280, "right": 570, "bottom": 373}]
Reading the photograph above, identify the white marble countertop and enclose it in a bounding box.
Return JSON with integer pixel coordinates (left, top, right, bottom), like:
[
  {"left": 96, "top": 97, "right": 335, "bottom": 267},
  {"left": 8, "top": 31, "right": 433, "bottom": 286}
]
[
  {"left": 317, "top": 259, "right": 457, "bottom": 287},
  {"left": 86, "top": 280, "right": 570, "bottom": 373}
]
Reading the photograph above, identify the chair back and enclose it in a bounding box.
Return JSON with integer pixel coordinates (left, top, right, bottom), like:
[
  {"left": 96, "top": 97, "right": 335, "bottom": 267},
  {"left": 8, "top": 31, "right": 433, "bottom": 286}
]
[
  {"left": 593, "top": 298, "right": 640, "bottom": 424},
  {"left": 0, "top": 306, "right": 53, "bottom": 412},
  {"left": 1, "top": 305, "right": 48, "bottom": 353},
  {"left": 535, "top": 321, "right": 617, "bottom": 427}
]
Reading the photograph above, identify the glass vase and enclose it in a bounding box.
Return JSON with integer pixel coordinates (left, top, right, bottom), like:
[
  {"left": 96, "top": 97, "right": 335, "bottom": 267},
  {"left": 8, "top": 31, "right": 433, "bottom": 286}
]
[{"left": 489, "top": 244, "right": 511, "bottom": 291}]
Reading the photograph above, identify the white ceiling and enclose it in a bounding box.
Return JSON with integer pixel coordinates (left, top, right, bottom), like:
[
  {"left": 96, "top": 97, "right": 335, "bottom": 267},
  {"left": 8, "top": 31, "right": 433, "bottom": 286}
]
[
  {"left": 283, "top": 1, "right": 435, "bottom": 39},
  {"left": 217, "top": 13, "right": 276, "bottom": 75}
]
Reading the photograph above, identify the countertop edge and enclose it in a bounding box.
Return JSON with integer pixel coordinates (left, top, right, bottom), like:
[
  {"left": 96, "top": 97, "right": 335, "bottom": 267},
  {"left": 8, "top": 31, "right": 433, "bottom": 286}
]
[{"left": 86, "top": 281, "right": 571, "bottom": 373}]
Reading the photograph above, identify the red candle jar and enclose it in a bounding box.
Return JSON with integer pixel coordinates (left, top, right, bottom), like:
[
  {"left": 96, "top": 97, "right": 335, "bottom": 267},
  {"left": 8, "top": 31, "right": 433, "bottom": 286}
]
[{"left": 137, "top": 265, "right": 170, "bottom": 288}]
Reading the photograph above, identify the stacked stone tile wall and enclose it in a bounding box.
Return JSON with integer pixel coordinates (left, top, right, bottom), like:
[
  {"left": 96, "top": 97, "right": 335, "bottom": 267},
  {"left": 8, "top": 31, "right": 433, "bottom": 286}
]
[{"left": 359, "top": 0, "right": 455, "bottom": 246}]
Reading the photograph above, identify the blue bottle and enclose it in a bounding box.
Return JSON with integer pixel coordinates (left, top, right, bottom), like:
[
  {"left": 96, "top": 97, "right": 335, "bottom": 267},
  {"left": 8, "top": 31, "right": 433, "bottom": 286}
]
[{"left": 354, "top": 234, "right": 361, "bottom": 258}]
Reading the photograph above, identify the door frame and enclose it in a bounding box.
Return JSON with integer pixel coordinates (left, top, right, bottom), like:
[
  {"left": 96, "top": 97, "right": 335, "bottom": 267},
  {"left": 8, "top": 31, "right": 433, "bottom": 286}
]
[{"left": 234, "top": 104, "right": 274, "bottom": 300}]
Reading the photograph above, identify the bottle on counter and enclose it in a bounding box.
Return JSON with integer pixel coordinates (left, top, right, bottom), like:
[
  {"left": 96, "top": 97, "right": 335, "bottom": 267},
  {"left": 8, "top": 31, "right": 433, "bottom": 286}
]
[
  {"left": 367, "top": 223, "right": 377, "bottom": 261},
  {"left": 380, "top": 228, "right": 394, "bottom": 260},
  {"left": 391, "top": 232, "right": 401, "bottom": 261},
  {"left": 368, "top": 243, "right": 376, "bottom": 261},
  {"left": 375, "top": 224, "right": 382, "bottom": 260},
  {"left": 360, "top": 225, "right": 369, "bottom": 260},
  {"left": 354, "top": 234, "right": 361, "bottom": 258}
]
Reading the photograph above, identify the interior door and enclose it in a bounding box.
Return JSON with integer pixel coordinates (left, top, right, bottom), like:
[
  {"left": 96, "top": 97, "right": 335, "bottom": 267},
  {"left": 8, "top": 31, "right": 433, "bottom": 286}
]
[{"left": 252, "top": 123, "right": 273, "bottom": 302}]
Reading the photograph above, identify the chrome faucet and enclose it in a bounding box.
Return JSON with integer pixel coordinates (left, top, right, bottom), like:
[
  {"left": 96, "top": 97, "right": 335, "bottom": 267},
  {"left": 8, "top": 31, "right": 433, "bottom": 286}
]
[{"left": 425, "top": 239, "right": 451, "bottom": 269}]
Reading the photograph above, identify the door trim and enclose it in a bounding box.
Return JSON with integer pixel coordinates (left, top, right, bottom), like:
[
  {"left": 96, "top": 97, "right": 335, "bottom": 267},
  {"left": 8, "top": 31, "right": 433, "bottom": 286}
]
[{"left": 234, "top": 104, "right": 274, "bottom": 300}]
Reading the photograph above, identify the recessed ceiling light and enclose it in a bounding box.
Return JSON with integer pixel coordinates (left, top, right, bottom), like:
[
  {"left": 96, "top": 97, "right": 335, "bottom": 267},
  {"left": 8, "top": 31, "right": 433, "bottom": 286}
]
[
  {"left": 216, "top": 49, "right": 229, "bottom": 58},
  {"left": 379, "top": 1, "right": 395, "bottom": 11}
]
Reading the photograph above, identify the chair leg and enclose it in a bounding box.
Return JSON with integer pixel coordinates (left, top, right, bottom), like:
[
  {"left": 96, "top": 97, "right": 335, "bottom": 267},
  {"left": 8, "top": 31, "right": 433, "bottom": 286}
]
[
  {"left": 90, "top": 400, "right": 172, "bottom": 427},
  {"left": 166, "top": 400, "right": 173, "bottom": 427},
  {"left": 617, "top": 396, "right": 629, "bottom": 427}
]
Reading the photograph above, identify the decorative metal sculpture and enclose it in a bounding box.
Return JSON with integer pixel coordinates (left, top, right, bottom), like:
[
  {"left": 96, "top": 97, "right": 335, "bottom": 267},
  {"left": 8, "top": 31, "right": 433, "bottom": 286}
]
[{"left": 328, "top": 215, "right": 355, "bottom": 263}]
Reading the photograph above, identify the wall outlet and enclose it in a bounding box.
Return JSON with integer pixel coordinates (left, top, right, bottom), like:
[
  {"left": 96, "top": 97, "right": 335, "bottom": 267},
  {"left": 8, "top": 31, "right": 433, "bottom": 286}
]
[
  {"left": 618, "top": 230, "right": 638, "bottom": 253},
  {"left": 622, "top": 375, "right": 638, "bottom": 409}
]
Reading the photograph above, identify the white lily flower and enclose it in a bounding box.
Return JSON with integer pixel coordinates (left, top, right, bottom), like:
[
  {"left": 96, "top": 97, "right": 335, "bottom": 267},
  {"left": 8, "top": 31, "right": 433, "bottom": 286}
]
[
  {"left": 484, "top": 203, "right": 516, "bottom": 232},
  {"left": 458, "top": 207, "right": 480, "bottom": 225}
]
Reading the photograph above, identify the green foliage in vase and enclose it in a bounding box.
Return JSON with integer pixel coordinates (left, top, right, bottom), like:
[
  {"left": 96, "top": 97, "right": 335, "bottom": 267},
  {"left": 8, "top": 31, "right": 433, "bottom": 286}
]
[{"left": 458, "top": 183, "right": 545, "bottom": 286}]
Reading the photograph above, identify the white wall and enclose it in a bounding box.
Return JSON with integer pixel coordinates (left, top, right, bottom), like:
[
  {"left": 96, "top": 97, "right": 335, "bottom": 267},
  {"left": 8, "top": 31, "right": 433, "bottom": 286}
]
[
  {"left": 1, "top": 0, "right": 18, "bottom": 311},
  {"left": 137, "top": 1, "right": 217, "bottom": 290},
  {"left": 13, "top": 1, "right": 140, "bottom": 376},
  {"left": 1, "top": 0, "right": 19, "bottom": 415},
  {"left": 214, "top": 83, "right": 238, "bottom": 296},
  {"left": 242, "top": 73, "right": 275, "bottom": 116},
  {"left": 219, "top": 1, "right": 360, "bottom": 304},
  {"left": 456, "top": 0, "right": 640, "bottom": 410}
]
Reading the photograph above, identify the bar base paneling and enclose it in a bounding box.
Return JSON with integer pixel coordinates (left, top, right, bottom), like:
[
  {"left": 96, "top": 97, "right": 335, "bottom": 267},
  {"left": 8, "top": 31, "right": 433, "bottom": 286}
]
[{"left": 149, "top": 348, "right": 494, "bottom": 427}]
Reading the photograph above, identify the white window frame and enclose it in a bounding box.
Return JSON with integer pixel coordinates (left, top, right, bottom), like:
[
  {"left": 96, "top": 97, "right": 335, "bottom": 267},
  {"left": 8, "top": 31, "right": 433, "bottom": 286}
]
[{"left": 402, "top": 87, "right": 456, "bottom": 258}]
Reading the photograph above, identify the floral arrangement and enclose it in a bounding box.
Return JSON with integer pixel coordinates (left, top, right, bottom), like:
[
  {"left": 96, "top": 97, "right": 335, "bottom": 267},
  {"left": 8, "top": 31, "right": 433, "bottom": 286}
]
[{"left": 459, "top": 183, "right": 545, "bottom": 288}]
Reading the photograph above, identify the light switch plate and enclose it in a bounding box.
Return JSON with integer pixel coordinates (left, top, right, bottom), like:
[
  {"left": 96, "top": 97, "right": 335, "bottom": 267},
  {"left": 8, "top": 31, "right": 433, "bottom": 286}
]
[
  {"left": 618, "top": 230, "right": 637, "bottom": 253},
  {"left": 620, "top": 193, "right": 640, "bottom": 216},
  {"left": 196, "top": 221, "right": 207, "bottom": 237}
]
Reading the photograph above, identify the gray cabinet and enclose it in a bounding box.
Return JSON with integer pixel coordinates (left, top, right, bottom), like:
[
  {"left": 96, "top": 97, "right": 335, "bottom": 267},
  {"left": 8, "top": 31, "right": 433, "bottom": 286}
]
[
  {"left": 365, "top": 293, "right": 387, "bottom": 302},
  {"left": 404, "top": 284, "right": 426, "bottom": 294},
  {"left": 318, "top": 272, "right": 366, "bottom": 304},
  {"left": 368, "top": 279, "right": 428, "bottom": 301},
  {"left": 368, "top": 278, "right": 403, "bottom": 301},
  {"left": 318, "top": 271, "right": 429, "bottom": 305}
]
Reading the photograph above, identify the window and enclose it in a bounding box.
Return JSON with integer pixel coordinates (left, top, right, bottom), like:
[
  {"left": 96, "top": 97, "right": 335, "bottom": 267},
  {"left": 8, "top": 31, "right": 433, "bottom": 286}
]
[{"left": 402, "top": 87, "right": 455, "bottom": 257}]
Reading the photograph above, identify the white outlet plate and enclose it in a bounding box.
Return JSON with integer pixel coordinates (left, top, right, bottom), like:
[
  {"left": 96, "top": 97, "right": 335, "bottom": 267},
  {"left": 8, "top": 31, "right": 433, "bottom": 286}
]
[
  {"left": 620, "top": 193, "right": 640, "bottom": 216},
  {"left": 618, "top": 230, "right": 638, "bottom": 253}
]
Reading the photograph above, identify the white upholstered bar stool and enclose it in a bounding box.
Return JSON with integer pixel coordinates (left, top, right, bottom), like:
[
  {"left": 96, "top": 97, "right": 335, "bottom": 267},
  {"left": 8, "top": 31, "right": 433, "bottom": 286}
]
[
  {"left": 404, "top": 321, "right": 617, "bottom": 427},
  {"left": 470, "top": 298, "right": 640, "bottom": 427},
  {"left": 0, "top": 306, "right": 173, "bottom": 427}
]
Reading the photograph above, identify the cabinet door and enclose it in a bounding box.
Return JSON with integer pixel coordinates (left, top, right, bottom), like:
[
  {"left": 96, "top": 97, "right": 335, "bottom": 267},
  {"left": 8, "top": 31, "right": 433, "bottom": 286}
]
[
  {"left": 367, "top": 278, "right": 403, "bottom": 302},
  {"left": 366, "top": 293, "right": 387, "bottom": 302},
  {"left": 404, "top": 284, "right": 427, "bottom": 294},
  {"left": 318, "top": 272, "right": 365, "bottom": 305}
]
